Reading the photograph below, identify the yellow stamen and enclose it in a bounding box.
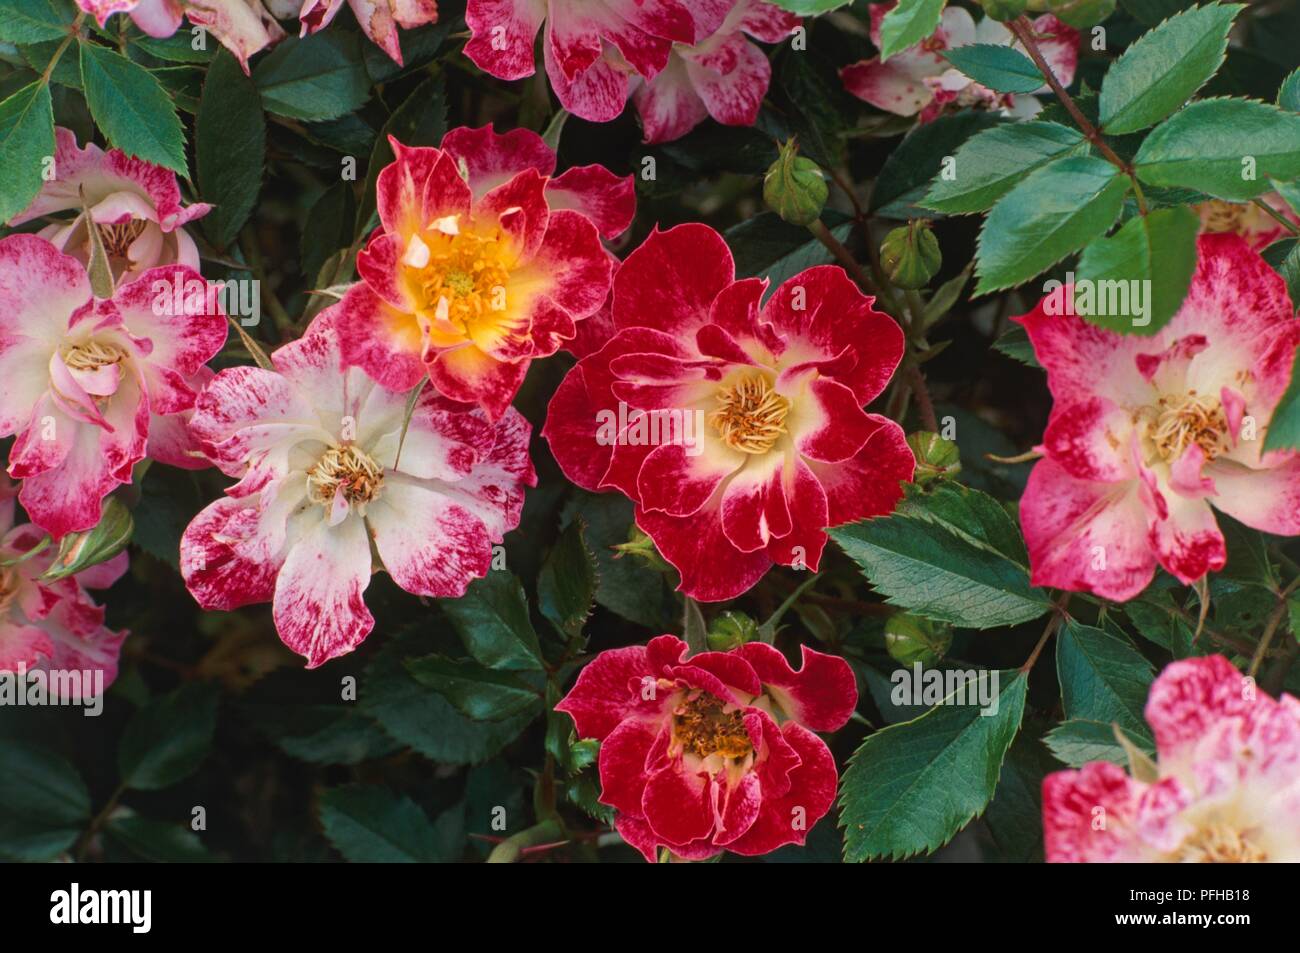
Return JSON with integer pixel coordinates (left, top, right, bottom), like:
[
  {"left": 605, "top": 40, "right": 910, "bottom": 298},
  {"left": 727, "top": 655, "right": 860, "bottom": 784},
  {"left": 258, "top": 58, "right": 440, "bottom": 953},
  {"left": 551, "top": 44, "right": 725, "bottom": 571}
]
[
  {"left": 1149, "top": 391, "right": 1229, "bottom": 463},
  {"left": 408, "top": 230, "right": 512, "bottom": 339},
  {"left": 708, "top": 374, "right": 791, "bottom": 455},
  {"left": 306, "top": 445, "right": 384, "bottom": 508},
  {"left": 96, "top": 220, "right": 148, "bottom": 258},
  {"left": 673, "top": 693, "right": 753, "bottom": 760},
  {"left": 1174, "top": 823, "right": 1268, "bottom": 863},
  {"left": 62, "top": 340, "right": 127, "bottom": 372}
]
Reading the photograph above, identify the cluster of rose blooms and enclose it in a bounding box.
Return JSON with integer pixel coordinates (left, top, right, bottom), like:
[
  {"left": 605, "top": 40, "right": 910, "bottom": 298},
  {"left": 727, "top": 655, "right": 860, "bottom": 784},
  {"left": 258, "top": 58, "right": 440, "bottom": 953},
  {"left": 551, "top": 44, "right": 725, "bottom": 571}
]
[{"left": 2, "top": 1, "right": 1296, "bottom": 863}]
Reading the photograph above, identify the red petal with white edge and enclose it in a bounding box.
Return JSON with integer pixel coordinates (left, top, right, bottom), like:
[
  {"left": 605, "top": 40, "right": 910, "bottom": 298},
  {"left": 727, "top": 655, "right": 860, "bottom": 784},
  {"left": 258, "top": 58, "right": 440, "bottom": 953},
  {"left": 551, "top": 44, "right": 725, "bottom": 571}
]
[
  {"left": 633, "top": 56, "right": 710, "bottom": 144},
  {"left": 546, "top": 166, "right": 636, "bottom": 239},
  {"left": 637, "top": 442, "right": 742, "bottom": 517},
  {"left": 180, "top": 496, "right": 281, "bottom": 610},
  {"left": 597, "top": 718, "right": 661, "bottom": 815},
  {"left": 637, "top": 501, "right": 772, "bottom": 601},
  {"left": 804, "top": 414, "right": 913, "bottom": 526},
  {"left": 763, "top": 265, "right": 903, "bottom": 404},
  {"left": 554, "top": 642, "right": 656, "bottom": 740},
  {"left": 1014, "top": 292, "right": 1151, "bottom": 409},
  {"left": 1020, "top": 457, "right": 1156, "bottom": 602},
  {"left": 545, "top": 43, "right": 631, "bottom": 123},
  {"left": 367, "top": 477, "right": 494, "bottom": 598},
  {"left": 685, "top": 34, "right": 770, "bottom": 128},
  {"left": 535, "top": 209, "right": 614, "bottom": 320},
  {"left": 0, "top": 236, "right": 90, "bottom": 434},
  {"left": 464, "top": 0, "right": 545, "bottom": 81},
  {"left": 546, "top": 2, "right": 604, "bottom": 80},
  {"left": 726, "top": 722, "right": 838, "bottom": 856},
  {"left": 375, "top": 143, "right": 470, "bottom": 240},
  {"left": 426, "top": 344, "right": 530, "bottom": 421},
  {"left": 1151, "top": 492, "right": 1225, "bottom": 585},
  {"left": 642, "top": 764, "right": 715, "bottom": 845},
  {"left": 369, "top": 389, "right": 496, "bottom": 482},
  {"left": 1208, "top": 455, "right": 1300, "bottom": 535},
  {"left": 675, "top": 650, "right": 763, "bottom": 696},
  {"left": 541, "top": 361, "right": 615, "bottom": 492},
  {"left": 841, "top": 58, "right": 934, "bottom": 116},
  {"left": 603, "top": 0, "right": 693, "bottom": 49},
  {"left": 441, "top": 125, "right": 556, "bottom": 199},
  {"left": 272, "top": 513, "right": 375, "bottom": 668},
  {"left": 1144, "top": 655, "right": 1269, "bottom": 766},
  {"left": 335, "top": 283, "right": 427, "bottom": 392},
  {"left": 738, "top": 642, "right": 858, "bottom": 732},
  {"left": 614, "top": 813, "right": 720, "bottom": 863},
  {"left": 1042, "top": 761, "right": 1147, "bottom": 862},
  {"left": 612, "top": 223, "right": 735, "bottom": 336},
  {"left": 111, "top": 265, "right": 227, "bottom": 376},
  {"left": 1042, "top": 396, "right": 1135, "bottom": 483},
  {"left": 739, "top": 1, "right": 800, "bottom": 43},
  {"left": 766, "top": 457, "right": 829, "bottom": 572},
  {"left": 790, "top": 377, "right": 877, "bottom": 464},
  {"left": 712, "top": 771, "right": 763, "bottom": 846},
  {"left": 476, "top": 168, "right": 552, "bottom": 261},
  {"left": 355, "top": 232, "right": 416, "bottom": 312},
  {"left": 420, "top": 406, "right": 535, "bottom": 541}
]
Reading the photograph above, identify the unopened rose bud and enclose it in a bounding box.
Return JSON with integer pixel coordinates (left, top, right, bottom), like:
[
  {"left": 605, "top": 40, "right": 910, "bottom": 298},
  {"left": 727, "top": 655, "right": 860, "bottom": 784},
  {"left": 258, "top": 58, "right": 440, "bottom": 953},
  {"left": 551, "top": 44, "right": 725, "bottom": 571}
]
[
  {"left": 763, "top": 140, "right": 828, "bottom": 227},
  {"left": 707, "top": 611, "right": 758, "bottom": 651},
  {"left": 884, "top": 613, "right": 953, "bottom": 667},
  {"left": 906, "top": 431, "right": 961, "bottom": 484},
  {"left": 881, "top": 221, "right": 941, "bottom": 290},
  {"left": 41, "top": 497, "right": 133, "bottom": 582}
]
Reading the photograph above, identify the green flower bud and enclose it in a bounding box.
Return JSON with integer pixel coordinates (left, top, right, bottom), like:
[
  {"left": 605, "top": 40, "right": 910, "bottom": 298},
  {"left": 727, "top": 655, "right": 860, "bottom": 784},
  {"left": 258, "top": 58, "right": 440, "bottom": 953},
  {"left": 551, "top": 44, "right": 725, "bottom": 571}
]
[
  {"left": 1043, "top": 0, "right": 1116, "bottom": 28},
  {"left": 612, "top": 525, "right": 674, "bottom": 573},
  {"left": 41, "top": 496, "right": 133, "bottom": 582},
  {"left": 906, "top": 431, "right": 961, "bottom": 484},
  {"left": 980, "top": 0, "right": 1028, "bottom": 21},
  {"left": 884, "top": 613, "right": 953, "bottom": 667},
  {"left": 881, "top": 221, "right": 942, "bottom": 290},
  {"left": 707, "top": 611, "right": 759, "bottom": 651},
  {"left": 763, "top": 139, "right": 828, "bottom": 227}
]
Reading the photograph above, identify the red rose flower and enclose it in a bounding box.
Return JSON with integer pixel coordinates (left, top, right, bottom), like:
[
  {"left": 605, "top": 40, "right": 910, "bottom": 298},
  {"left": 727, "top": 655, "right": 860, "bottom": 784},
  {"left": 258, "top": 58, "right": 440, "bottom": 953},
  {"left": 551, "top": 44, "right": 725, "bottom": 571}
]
[
  {"left": 555, "top": 634, "right": 857, "bottom": 861},
  {"left": 543, "top": 223, "right": 914, "bottom": 601}
]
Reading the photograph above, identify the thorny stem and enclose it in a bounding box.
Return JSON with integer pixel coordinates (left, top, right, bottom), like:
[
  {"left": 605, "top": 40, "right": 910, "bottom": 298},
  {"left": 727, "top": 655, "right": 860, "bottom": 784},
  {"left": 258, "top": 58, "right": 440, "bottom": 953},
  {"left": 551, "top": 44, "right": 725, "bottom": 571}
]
[
  {"left": 1248, "top": 600, "right": 1288, "bottom": 678},
  {"left": 808, "top": 219, "right": 879, "bottom": 296},
  {"left": 40, "top": 13, "right": 85, "bottom": 85},
  {"left": 1021, "top": 593, "right": 1071, "bottom": 673},
  {"left": 485, "top": 818, "right": 565, "bottom": 863}
]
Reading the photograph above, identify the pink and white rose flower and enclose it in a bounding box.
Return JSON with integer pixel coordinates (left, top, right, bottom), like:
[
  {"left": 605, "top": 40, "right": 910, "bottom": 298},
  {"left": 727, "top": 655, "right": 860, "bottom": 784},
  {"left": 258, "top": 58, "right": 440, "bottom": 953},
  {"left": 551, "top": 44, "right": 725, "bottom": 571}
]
[
  {"left": 298, "top": 0, "right": 439, "bottom": 65},
  {"left": 76, "top": 0, "right": 287, "bottom": 73}
]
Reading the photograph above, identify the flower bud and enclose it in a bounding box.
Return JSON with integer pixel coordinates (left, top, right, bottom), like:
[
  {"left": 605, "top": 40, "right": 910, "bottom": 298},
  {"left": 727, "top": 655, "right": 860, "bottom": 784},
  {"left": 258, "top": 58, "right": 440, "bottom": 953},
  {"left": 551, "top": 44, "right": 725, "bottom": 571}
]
[
  {"left": 884, "top": 613, "right": 953, "bottom": 667},
  {"left": 906, "top": 431, "right": 961, "bottom": 484},
  {"left": 41, "top": 497, "right": 133, "bottom": 582},
  {"left": 707, "top": 610, "right": 758, "bottom": 651},
  {"left": 763, "top": 139, "right": 828, "bottom": 227},
  {"left": 881, "top": 221, "right": 941, "bottom": 290}
]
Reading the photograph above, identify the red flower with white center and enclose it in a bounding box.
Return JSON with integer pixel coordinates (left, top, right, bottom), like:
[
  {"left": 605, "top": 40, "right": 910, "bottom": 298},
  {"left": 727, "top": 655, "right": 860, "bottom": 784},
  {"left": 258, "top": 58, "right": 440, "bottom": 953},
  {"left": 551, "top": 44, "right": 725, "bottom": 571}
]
[
  {"left": 1196, "top": 194, "right": 1300, "bottom": 252},
  {"left": 631, "top": 0, "right": 798, "bottom": 144},
  {"left": 0, "top": 235, "right": 226, "bottom": 540},
  {"left": 1044, "top": 655, "right": 1300, "bottom": 862},
  {"left": 464, "top": 0, "right": 697, "bottom": 123},
  {"left": 180, "top": 308, "right": 536, "bottom": 668},
  {"left": 76, "top": 1, "right": 287, "bottom": 73},
  {"left": 0, "top": 482, "right": 129, "bottom": 698},
  {"left": 840, "top": 4, "right": 1077, "bottom": 123},
  {"left": 1016, "top": 234, "right": 1300, "bottom": 602},
  {"left": 9, "top": 128, "right": 212, "bottom": 283},
  {"left": 299, "top": 0, "right": 439, "bottom": 65},
  {"left": 336, "top": 125, "right": 627, "bottom": 420},
  {"left": 555, "top": 634, "right": 857, "bottom": 861},
  {"left": 543, "top": 223, "right": 914, "bottom": 602}
]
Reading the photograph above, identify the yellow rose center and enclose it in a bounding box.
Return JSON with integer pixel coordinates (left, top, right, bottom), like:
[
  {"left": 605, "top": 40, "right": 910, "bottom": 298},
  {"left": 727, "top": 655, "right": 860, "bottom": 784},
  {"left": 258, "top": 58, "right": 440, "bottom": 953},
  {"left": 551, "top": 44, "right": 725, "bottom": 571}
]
[
  {"left": 411, "top": 230, "right": 513, "bottom": 338},
  {"left": 673, "top": 693, "right": 753, "bottom": 761},
  {"left": 306, "top": 444, "right": 384, "bottom": 509},
  {"left": 1174, "top": 823, "right": 1268, "bottom": 863},
  {"left": 708, "top": 374, "right": 791, "bottom": 455},
  {"left": 1198, "top": 200, "right": 1250, "bottom": 234},
  {"left": 1148, "top": 391, "right": 1230, "bottom": 463},
  {"left": 62, "top": 339, "right": 128, "bottom": 372},
  {"left": 96, "top": 220, "right": 148, "bottom": 259}
]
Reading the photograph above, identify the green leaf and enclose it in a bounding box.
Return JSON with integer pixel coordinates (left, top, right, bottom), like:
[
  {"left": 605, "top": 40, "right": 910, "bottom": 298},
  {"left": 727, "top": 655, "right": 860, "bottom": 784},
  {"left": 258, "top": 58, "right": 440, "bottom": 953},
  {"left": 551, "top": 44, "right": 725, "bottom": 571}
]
[
  {"left": 879, "top": 0, "right": 947, "bottom": 61},
  {"left": 975, "top": 156, "right": 1129, "bottom": 294},
  {"left": 1262, "top": 238, "right": 1300, "bottom": 312},
  {"left": 1263, "top": 341, "right": 1300, "bottom": 453},
  {"left": 840, "top": 670, "right": 1027, "bottom": 861},
  {"left": 0, "top": 740, "right": 90, "bottom": 861},
  {"left": 0, "top": 81, "right": 55, "bottom": 223},
  {"left": 1055, "top": 621, "right": 1155, "bottom": 743},
  {"left": 318, "top": 785, "right": 451, "bottom": 862},
  {"left": 118, "top": 682, "right": 219, "bottom": 790},
  {"left": 942, "top": 44, "right": 1044, "bottom": 93},
  {"left": 196, "top": 49, "right": 264, "bottom": 250},
  {"left": 1073, "top": 205, "right": 1199, "bottom": 334},
  {"left": 923, "top": 121, "right": 1086, "bottom": 215},
  {"left": 104, "top": 815, "right": 213, "bottom": 862},
  {"left": 873, "top": 110, "right": 1003, "bottom": 217},
  {"left": 538, "top": 518, "right": 597, "bottom": 641},
  {"left": 992, "top": 324, "right": 1041, "bottom": 368},
  {"left": 768, "top": 0, "right": 852, "bottom": 12},
  {"left": 895, "top": 481, "right": 1029, "bottom": 566},
  {"left": 0, "top": 0, "right": 72, "bottom": 43},
  {"left": 440, "top": 572, "right": 543, "bottom": 672},
  {"left": 79, "top": 41, "right": 186, "bottom": 173},
  {"left": 252, "top": 31, "right": 370, "bottom": 122},
  {"left": 1044, "top": 718, "right": 1131, "bottom": 766},
  {"left": 830, "top": 507, "right": 1051, "bottom": 629},
  {"left": 727, "top": 211, "right": 853, "bottom": 290},
  {"left": 361, "top": 629, "right": 537, "bottom": 764},
  {"left": 1280, "top": 68, "right": 1300, "bottom": 112},
  {"left": 983, "top": 732, "right": 1057, "bottom": 861},
  {"left": 405, "top": 655, "right": 542, "bottom": 722},
  {"left": 1098, "top": 3, "right": 1241, "bottom": 134},
  {"left": 1134, "top": 98, "right": 1300, "bottom": 200}
]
